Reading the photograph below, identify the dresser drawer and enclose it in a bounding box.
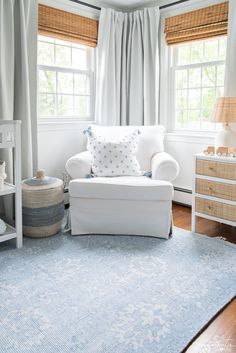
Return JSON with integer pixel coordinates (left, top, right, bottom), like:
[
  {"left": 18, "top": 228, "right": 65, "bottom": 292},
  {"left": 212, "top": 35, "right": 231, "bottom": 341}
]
[
  {"left": 195, "top": 197, "right": 236, "bottom": 222},
  {"left": 196, "top": 159, "right": 236, "bottom": 180},
  {"left": 196, "top": 178, "right": 236, "bottom": 201}
]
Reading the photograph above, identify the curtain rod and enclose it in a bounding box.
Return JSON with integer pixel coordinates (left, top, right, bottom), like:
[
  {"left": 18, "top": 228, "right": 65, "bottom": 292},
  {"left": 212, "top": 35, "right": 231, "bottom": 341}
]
[{"left": 69, "top": 0, "right": 190, "bottom": 11}]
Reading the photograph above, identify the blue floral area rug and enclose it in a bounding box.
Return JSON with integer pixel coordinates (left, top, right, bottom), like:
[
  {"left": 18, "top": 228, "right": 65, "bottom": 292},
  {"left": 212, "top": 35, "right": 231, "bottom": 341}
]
[{"left": 0, "top": 228, "right": 235, "bottom": 353}]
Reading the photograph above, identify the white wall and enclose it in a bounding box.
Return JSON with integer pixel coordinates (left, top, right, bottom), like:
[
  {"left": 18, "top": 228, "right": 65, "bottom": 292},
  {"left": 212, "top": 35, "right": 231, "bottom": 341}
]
[
  {"left": 165, "top": 134, "right": 214, "bottom": 204},
  {"left": 38, "top": 122, "right": 88, "bottom": 178}
]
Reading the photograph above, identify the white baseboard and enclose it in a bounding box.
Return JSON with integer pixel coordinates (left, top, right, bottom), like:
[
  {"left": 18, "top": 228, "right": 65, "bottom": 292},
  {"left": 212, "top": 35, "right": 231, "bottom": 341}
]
[{"left": 173, "top": 188, "right": 192, "bottom": 206}]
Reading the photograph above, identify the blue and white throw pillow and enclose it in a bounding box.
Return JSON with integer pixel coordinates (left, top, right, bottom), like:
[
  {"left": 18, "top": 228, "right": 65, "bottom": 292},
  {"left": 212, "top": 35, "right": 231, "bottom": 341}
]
[{"left": 84, "top": 127, "right": 142, "bottom": 177}]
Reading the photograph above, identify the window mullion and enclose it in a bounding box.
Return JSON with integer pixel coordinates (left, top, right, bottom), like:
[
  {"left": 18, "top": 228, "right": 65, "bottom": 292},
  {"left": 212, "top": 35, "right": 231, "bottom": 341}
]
[{"left": 175, "top": 60, "right": 225, "bottom": 71}]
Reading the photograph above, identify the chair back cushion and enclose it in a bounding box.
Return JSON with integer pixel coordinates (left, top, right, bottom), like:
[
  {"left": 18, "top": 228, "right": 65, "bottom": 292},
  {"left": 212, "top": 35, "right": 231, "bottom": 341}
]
[{"left": 90, "top": 125, "right": 165, "bottom": 171}]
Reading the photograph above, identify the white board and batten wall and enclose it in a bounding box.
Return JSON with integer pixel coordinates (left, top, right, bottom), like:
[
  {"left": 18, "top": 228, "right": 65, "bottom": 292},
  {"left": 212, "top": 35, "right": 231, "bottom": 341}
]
[{"left": 38, "top": 122, "right": 88, "bottom": 180}]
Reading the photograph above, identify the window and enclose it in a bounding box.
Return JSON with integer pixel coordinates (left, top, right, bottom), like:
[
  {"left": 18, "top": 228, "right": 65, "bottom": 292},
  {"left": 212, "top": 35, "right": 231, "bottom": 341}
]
[
  {"left": 38, "top": 35, "right": 95, "bottom": 120},
  {"left": 170, "top": 37, "right": 227, "bottom": 131}
]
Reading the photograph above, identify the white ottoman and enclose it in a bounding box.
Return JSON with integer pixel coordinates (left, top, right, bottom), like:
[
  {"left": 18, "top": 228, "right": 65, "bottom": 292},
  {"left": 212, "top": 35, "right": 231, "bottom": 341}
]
[{"left": 69, "top": 176, "right": 174, "bottom": 239}]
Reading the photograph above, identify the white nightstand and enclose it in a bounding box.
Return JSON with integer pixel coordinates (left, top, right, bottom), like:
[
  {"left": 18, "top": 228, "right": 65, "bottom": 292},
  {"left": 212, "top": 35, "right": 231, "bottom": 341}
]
[{"left": 192, "top": 153, "right": 236, "bottom": 232}]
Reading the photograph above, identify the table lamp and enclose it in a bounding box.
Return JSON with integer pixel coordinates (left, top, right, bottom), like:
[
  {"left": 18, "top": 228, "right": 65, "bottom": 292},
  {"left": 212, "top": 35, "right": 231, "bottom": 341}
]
[{"left": 212, "top": 97, "right": 236, "bottom": 147}]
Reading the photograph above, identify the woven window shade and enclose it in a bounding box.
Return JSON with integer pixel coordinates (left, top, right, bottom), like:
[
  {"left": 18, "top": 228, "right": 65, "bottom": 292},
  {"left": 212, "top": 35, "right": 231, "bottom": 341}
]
[
  {"left": 38, "top": 4, "right": 98, "bottom": 47},
  {"left": 164, "top": 2, "right": 228, "bottom": 45}
]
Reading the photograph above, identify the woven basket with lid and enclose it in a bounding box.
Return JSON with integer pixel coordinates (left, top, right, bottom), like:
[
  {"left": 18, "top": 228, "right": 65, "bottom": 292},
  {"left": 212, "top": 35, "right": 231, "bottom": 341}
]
[{"left": 22, "top": 170, "right": 64, "bottom": 238}]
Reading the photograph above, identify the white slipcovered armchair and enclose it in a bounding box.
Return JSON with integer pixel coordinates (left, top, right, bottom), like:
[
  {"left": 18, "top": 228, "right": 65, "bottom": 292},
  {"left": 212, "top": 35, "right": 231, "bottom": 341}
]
[{"left": 66, "top": 125, "right": 179, "bottom": 239}]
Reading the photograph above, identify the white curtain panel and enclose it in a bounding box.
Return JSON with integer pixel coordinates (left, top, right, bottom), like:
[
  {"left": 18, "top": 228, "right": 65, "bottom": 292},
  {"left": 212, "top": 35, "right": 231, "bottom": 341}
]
[
  {"left": 224, "top": 0, "right": 236, "bottom": 96},
  {"left": 96, "top": 7, "right": 160, "bottom": 126},
  {"left": 0, "top": 0, "right": 38, "bottom": 179}
]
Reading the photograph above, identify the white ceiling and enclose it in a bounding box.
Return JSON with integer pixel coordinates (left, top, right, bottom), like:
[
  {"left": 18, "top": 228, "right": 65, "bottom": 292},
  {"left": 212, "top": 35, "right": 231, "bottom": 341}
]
[
  {"left": 100, "top": 0, "right": 159, "bottom": 9},
  {"left": 88, "top": 0, "right": 174, "bottom": 11}
]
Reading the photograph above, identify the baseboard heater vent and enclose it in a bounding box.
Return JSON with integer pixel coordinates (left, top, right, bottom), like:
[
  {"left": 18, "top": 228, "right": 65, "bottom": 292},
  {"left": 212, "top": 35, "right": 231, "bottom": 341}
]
[{"left": 174, "top": 187, "right": 192, "bottom": 194}]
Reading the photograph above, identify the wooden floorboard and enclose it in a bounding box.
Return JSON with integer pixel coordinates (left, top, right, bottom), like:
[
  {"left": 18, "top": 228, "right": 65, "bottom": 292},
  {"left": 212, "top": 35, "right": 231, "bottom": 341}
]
[{"left": 172, "top": 203, "right": 236, "bottom": 353}]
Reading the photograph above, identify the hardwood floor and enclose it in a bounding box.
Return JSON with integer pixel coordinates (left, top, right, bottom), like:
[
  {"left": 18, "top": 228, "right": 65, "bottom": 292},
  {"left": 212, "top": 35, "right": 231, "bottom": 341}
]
[
  {"left": 173, "top": 203, "right": 236, "bottom": 244},
  {"left": 172, "top": 203, "right": 236, "bottom": 353}
]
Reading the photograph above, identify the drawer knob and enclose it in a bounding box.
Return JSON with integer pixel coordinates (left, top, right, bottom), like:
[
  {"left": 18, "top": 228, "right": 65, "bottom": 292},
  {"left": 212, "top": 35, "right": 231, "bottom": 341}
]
[
  {"left": 207, "top": 186, "right": 213, "bottom": 191},
  {"left": 207, "top": 205, "right": 212, "bottom": 211},
  {"left": 209, "top": 167, "right": 214, "bottom": 171}
]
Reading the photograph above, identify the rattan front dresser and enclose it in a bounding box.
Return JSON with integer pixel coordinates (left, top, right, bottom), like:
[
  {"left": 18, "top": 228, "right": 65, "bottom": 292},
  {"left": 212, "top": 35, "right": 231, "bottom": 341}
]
[{"left": 192, "top": 153, "right": 236, "bottom": 232}]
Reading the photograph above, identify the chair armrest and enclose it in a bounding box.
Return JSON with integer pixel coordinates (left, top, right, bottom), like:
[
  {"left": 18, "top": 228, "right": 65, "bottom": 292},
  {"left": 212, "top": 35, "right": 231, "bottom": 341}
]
[
  {"left": 151, "top": 152, "right": 179, "bottom": 182},
  {"left": 65, "top": 151, "right": 92, "bottom": 179}
]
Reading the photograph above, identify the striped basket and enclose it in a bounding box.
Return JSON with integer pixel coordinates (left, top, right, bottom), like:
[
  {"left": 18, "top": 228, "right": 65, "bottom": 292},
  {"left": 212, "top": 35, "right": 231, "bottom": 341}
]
[{"left": 22, "top": 170, "right": 64, "bottom": 238}]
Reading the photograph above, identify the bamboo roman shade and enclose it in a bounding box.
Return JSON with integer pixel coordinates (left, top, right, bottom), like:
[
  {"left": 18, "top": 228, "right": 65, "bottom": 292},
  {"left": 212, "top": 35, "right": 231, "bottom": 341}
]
[
  {"left": 38, "top": 4, "right": 98, "bottom": 47},
  {"left": 164, "top": 1, "right": 228, "bottom": 45}
]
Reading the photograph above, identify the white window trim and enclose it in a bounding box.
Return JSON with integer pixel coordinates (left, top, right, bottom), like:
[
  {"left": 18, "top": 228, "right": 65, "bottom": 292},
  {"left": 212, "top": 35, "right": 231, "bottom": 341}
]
[
  {"left": 159, "top": 0, "right": 227, "bottom": 139},
  {"left": 37, "top": 38, "right": 95, "bottom": 123},
  {"left": 38, "top": 64, "right": 95, "bottom": 123},
  {"left": 169, "top": 52, "right": 225, "bottom": 132}
]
